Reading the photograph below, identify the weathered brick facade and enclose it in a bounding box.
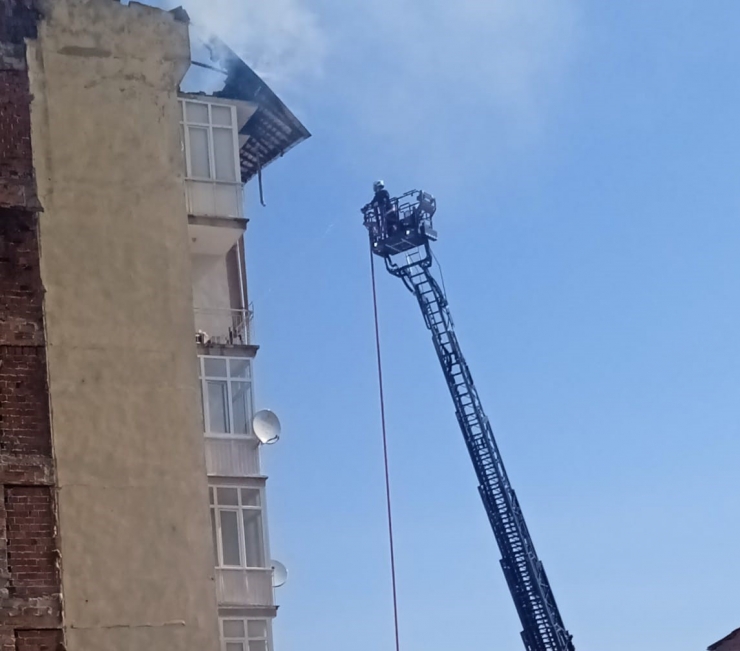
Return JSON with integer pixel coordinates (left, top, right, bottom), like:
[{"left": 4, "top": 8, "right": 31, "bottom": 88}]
[
  {"left": 0, "top": 1, "right": 63, "bottom": 649},
  {"left": 0, "top": 0, "right": 40, "bottom": 212},
  {"left": 14, "top": 630, "right": 62, "bottom": 651}
]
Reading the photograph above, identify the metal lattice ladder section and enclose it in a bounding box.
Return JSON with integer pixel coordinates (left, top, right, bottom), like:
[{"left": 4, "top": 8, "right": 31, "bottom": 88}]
[{"left": 400, "top": 260, "right": 575, "bottom": 651}]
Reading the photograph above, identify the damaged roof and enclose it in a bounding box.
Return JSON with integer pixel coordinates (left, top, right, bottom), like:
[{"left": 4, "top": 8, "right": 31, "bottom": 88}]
[
  {"left": 709, "top": 627, "right": 740, "bottom": 651},
  {"left": 203, "top": 35, "right": 311, "bottom": 184}
]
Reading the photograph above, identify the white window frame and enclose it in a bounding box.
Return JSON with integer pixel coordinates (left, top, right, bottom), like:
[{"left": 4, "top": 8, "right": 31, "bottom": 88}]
[
  {"left": 220, "top": 617, "right": 273, "bottom": 651},
  {"left": 199, "top": 356, "right": 255, "bottom": 437},
  {"left": 210, "top": 485, "right": 269, "bottom": 570},
  {"left": 180, "top": 98, "right": 242, "bottom": 184}
]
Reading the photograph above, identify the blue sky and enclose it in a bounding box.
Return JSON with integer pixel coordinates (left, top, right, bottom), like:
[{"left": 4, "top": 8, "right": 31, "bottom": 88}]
[{"left": 149, "top": 1, "right": 740, "bottom": 649}]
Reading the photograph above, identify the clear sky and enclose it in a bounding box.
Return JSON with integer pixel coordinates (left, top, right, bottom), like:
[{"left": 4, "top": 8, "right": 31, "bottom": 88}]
[{"left": 146, "top": 1, "right": 740, "bottom": 649}]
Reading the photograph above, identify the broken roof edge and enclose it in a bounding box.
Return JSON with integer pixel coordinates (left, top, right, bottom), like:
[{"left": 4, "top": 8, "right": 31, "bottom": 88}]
[
  {"left": 122, "top": 1, "right": 190, "bottom": 24},
  {"left": 169, "top": 5, "right": 190, "bottom": 23},
  {"left": 207, "top": 35, "right": 310, "bottom": 134},
  {"left": 709, "top": 627, "right": 740, "bottom": 650},
  {"left": 196, "top": 32, "right": 311, "bottom": 183}
]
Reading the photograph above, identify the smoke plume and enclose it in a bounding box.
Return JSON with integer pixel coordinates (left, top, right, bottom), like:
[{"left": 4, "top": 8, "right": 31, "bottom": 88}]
[{"left": 130, "top": 0, "right": 326, "bottom": 93}]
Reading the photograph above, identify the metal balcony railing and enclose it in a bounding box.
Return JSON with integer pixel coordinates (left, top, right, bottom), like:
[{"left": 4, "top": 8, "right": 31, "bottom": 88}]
[
  {"left": 194, "top": 307, "right": 252, "bottom": 346},
  {"left": 216, "top": 568, "right": 274, "bottom": 607},
  {"left": 204, "top": 435, "right": 261, "bottom": 477},
  {"left": 185, "top": 179, "right": 244, "bottom": 220}
]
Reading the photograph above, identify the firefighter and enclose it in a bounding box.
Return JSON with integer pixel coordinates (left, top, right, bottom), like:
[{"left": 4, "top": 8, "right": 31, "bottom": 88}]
[{"left": 371, "top": 180, "right": 399, "bottom": 235}]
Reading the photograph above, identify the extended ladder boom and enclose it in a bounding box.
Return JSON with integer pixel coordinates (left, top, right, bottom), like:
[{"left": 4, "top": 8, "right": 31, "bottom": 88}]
[{"left": 362, "top": 190, "right": 575, "bottom": 651}]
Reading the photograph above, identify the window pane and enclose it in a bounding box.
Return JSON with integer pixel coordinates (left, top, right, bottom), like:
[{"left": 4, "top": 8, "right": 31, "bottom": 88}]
[
  {"left": 249, "top": 641, "right": 267, "bottom": 651},
  {"left": 247, "top": 621, "right": 267, "bottom": 639},
  {"left": 180, "top": 124, "right": 187, "bottom": 174},
  {"left": 220, "top": 510, "right": 241, "bottom": 566},
  {"left": 226, "top": 643, "right": 245, "bottom": 651},
  {"left": 217, "top": 487, "right": 239, "bottom": 506},
  {"left": 203, "top": 357, "right": 227, "bottom": 377},
  {"left": 209, "top": 487, "right": 215, "bottom": 504},
  {"left": 223, "top": 620, "right": 245, "bottom": 638},
  {"left": 210, "top": 508, "right": 218, "bottom": 565},
  {"left": 188, "top": 126, "right": 211, "bottom": 178},
  {"left": 231, "top": 382, "right": 250, "bottom": 435},
  {"left": 198, "top": 379, "right": 205, "bottom": 431},
  {"left": 243, "top": 509, "right": 265, "bottom": 567},
  {"left": 207, "top": 381, "right": 228, "bottom": 433},
  {"left": 229, "top": 358, "right": 250, "bottom": 379},
  {"left": 212, "top": 104, "right": 233, "bottom": 126},
  {"left": 241, "top": 488, "right": 260, "bottom": 507},
  {"left": 213, "top": 127, "right": 237, "bottom": 182},
  {"left": 186, "top": 101, "right": 209, "bottom": 123}
]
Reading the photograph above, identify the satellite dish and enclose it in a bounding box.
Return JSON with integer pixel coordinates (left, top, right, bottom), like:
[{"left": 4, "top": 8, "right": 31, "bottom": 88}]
[
  {"left": 252, "top": 409, "right": 281, "bottom": 445},
  {"left": 271, "top": 560, "right": 288, "bottom": 588}
]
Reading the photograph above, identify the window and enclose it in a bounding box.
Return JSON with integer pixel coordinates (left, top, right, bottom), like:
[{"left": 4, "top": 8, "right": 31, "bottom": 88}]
[
  {"left": 221, "top": 619, "right": 271, "bottom": 651},
  {"left": 210, "top": 486, "right": 266, "bottom": 568},
  {"left": 180, "top": 99, "right": 240, "bottom": 183},
  {"left": 199, "top": 356, "right": 253, "bottom": 435}
]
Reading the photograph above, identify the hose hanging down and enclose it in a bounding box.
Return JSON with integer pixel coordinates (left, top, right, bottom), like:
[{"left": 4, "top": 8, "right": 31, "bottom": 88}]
[{"left": 368, "top": 245, "right": 401, "bottom": 651}]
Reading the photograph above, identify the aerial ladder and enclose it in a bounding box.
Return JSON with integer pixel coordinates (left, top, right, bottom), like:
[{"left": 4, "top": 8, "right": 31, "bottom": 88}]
[{"left": 362, "top": 190, "right": 576, "bottom": 651}]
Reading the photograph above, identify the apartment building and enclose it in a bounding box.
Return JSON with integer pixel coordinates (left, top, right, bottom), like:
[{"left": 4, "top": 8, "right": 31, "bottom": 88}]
[{"left": 0, "top": 0, "right": 308, "bottom": 649}]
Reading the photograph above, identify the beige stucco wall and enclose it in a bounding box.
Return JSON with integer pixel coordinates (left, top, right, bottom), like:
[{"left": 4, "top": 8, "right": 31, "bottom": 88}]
[
  {"left": 192, "top": 254, "right": 234, "bottom": 310},
  {"left": 27, "top": 0, "right": 220, "bottom": 649}
]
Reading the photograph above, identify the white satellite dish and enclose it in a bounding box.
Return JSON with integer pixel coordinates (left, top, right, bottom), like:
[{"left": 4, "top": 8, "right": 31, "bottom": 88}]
[
  {"left": 271, "top": 560, "right": 288, "bottom": 588},
  {"left": 252, "top": 409, "right": 281, "bottom": 445}
]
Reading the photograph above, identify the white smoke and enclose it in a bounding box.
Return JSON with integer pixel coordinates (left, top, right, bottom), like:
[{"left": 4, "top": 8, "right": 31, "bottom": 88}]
[
  {"left": 317, "top": 0, "right": 580, "bottom": 190},
  {"left": 349, "top": 0, "right": 580, "bottom": 136},
  {"left": 131, "top": 0, "right": 326, "bottom": 93},
  {"left": 187, "top": 0, "right": 325, "bottom": 91}
]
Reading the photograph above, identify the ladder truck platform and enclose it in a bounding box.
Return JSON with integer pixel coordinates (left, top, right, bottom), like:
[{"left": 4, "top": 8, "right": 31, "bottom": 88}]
[{"left": 362, "top": 189, "right": 576, "bottom": 651}]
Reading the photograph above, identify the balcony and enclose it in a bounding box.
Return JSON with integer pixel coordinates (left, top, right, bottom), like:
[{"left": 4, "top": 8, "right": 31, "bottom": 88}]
[
  {"left": 185, "top": 179, "right": 244, "bottom": 220},
  {"left": 188, "top": 213, "right": 247, "bottom": 257},
  {"left": 195, "top": 307, "right": 252, "bottom": 346},
  {"left": 216, "top": 568, "right": 274, "bottom": 607},
  {"left": 205, "top": 435, "right": 261, "bottom": 476}
]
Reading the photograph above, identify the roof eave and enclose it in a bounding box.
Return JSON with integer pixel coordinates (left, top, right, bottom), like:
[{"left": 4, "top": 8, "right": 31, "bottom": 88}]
[
  {"left": 203, "top": 35, "right": 311, "bottom": 183},
  {"left": 709, "top": 627, "right": 740, "bottom": 651}
]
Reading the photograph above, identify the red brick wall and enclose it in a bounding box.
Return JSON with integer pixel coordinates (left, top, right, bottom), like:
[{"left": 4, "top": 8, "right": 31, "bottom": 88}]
[
  {"left": 0, "top": 71, "right": 34, "bottom": 209},
  {"left": 15, "top": 630, "right": 63, "bottom": 651},
  {"left": 0, "top": 0, "right": 39, "bottom": 212},
  {"left": 0, "top": 346, "right": 51, "bottom": 456},
  {"left": 0, "top": 211, "right": 44, "bottom": 348},
  {"left": 5, "top": 487, "right": 57, "bottom": 599},
  {"left": 0, "top": 1, "right": 62, "bottom": 649}
]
